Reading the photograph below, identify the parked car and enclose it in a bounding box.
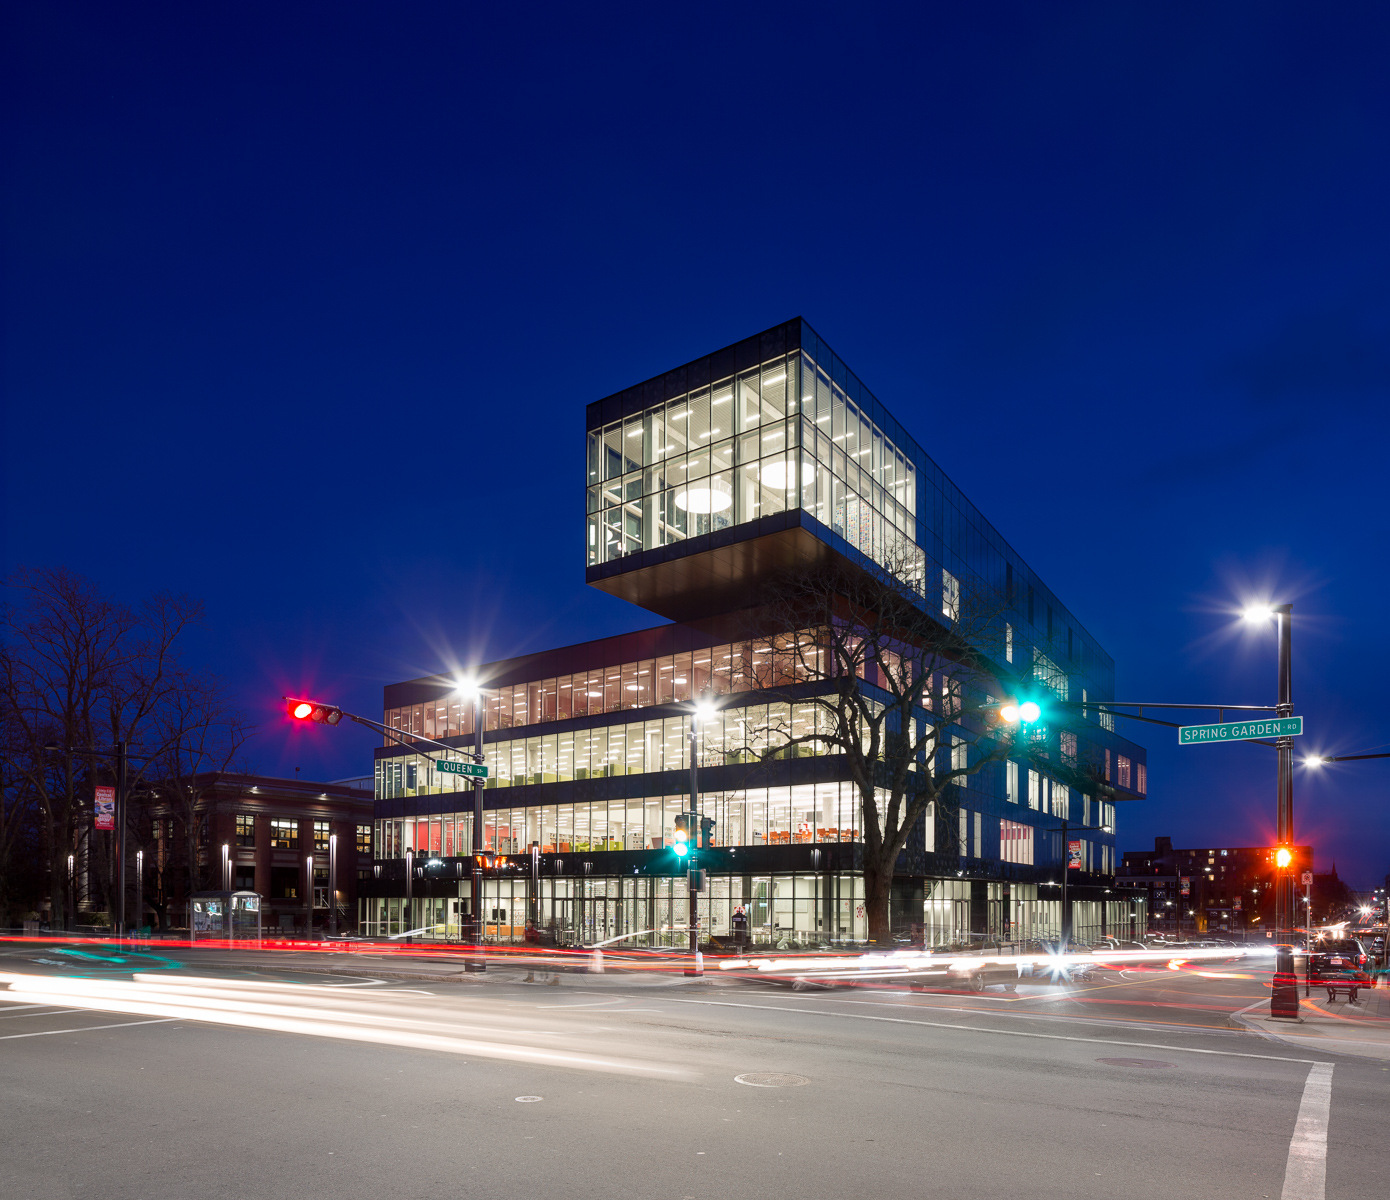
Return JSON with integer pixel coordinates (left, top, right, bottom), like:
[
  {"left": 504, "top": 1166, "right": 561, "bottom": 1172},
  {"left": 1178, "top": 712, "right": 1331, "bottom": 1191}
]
[{"left": 1307, "top": 937, "right": 1372, "bottom": 983}]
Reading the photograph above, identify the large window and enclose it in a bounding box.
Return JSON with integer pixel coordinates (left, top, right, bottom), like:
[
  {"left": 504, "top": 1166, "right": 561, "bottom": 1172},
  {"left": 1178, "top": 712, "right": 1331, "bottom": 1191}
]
[
  {"left": 1000, "top": 819, "right": 1034, "bottom": 865},
  {"left": 356, "top": 824, "right": 372, "bottom": 855},
  {"left": 313, "top": 820, "right": 330, "bottom": 851},
  {"left": 235, "top": 814, "right": 255, "bottom": 848},
  {"left": 586, "top": 350, "right": 922, "bottom": 589},
  {"left": 270, "top": 818, "right": 298, "bottom": 850}
]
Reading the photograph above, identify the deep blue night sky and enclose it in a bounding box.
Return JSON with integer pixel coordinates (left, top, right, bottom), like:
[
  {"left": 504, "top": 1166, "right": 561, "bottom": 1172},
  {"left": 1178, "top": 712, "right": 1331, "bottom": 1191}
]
[{"left": 5, "top": 4, "right": 1388, "bottom": 884}]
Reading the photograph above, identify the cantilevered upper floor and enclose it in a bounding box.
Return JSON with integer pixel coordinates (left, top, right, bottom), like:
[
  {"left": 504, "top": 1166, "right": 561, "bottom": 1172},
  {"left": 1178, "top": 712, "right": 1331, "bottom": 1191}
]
[{"left": 586, "top": 317, "right": 1116, "bottom": 703}]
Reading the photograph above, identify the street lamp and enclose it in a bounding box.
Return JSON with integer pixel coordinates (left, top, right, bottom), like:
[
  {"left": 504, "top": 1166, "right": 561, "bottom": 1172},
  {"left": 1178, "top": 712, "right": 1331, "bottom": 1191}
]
[
  {"left": 329, "top": 833, "right": 338, "bottom": 938},
  {"left": 455, "top": 677, "right": 502, "bottom": 965},
  {"left": 679, "top": 696, "right": 718, "bottom": 976},
  {"left": 45, "top": 741, "right": 130, "bottom": 936},
  {"left": 1243, "top": 602, "right": 1295, "bottom": 940}
]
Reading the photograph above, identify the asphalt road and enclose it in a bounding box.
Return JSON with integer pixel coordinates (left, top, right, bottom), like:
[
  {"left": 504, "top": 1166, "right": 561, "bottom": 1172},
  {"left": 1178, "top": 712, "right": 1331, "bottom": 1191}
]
[{"left": 1, "top": 943, "right": 1386, "bottom": 1200}]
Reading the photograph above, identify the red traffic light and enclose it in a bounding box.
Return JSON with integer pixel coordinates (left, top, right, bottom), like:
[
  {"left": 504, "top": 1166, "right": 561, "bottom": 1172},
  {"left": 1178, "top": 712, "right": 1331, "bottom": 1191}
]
[{"left": 285, "top": 698, "right": 343, "bottom": 725}]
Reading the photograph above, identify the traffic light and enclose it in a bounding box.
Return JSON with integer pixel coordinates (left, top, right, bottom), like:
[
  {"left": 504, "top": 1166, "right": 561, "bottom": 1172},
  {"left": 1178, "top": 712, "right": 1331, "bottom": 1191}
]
[
  {"left": 285, "top": 697, "right": 343, "bottom": 725},
  {"left": 673, "top": 811, "right": 703, "bottom": 858},
  {"left": 998, "top": 699, "right": 1042, "bottom": 724},
  {"left": 699, "top": 815, "right": 715, "bottom": 849}
]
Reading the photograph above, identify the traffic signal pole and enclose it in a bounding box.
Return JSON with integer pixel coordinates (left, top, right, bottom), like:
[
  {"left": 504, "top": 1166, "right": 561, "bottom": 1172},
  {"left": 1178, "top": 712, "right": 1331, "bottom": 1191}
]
[
  {"left": 470, "top": 693, "right": 485, "bottom": 970},
  {"left": 1275, "top": 604, "right": 1294, "bottom": 943},
  {"left": 686, "top": 714, "right": 702, "bottom": 977}
]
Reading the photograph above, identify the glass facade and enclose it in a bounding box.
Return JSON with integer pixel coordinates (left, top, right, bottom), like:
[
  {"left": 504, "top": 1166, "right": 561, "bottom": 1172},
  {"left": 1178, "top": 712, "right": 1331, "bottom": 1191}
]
[
  {"left": 374, "top": 781, "right": 886, "bottom": 858},
  {"left": 378, "top": 700, "right": 855, "bottom": 797},
  {"left": 587, "top": 348, "right": 924, "bottom": 590},
  {"left": 383, "top": 633, "right": 822, "bottom": 741},
  {"left": 359, "top": 872, "right": 868, "bottom": 948}
]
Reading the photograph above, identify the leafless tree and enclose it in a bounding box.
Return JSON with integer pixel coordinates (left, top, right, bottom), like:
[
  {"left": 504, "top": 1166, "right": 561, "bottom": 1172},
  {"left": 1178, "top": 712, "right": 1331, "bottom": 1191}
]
[
  {"left": 734, "top": 546, "right": 1107, "bottom": 944},
  {"left": 144, "top": 670, "right": 252, "bottom": 912},
  {"left": 0, "top": 568, "right": 246, "bottom": 927}
]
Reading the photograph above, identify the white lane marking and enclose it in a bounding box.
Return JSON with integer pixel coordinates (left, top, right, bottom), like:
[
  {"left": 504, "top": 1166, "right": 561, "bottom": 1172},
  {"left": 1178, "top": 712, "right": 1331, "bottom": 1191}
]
[
  {"left": 663, "top": 998, "right": 1321, "bottom": 1064},
  {"left": 0, "top": 1007, "right": 85, "bottom": 1020},
  {"left": 535, "top": 1001, "right": 626, "bottom": 1009},
  {"left": 0, "top": 1018, "right": 176, "bottom": 1040},
  {"left": 1281, "top": 1062, "right": 1334, "bottom": 1200}
]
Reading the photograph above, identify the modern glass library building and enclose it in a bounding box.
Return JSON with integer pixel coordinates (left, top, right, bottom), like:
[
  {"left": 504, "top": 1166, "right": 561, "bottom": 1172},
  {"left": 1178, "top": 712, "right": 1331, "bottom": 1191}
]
[{"left": 359, "top": 319, "right": 1147, "bottom": 948}]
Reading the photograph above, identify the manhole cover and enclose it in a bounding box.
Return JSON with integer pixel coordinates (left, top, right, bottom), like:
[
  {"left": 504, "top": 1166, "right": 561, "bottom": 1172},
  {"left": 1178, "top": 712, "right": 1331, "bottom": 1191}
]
[
  {"left": 1096, "top": 1058, "right": 1174, "bottom": 1069},
  {"left": 515, "top": 1096, "right": 544, "bottom": 1102},
  {"left": 735, "top": 1073, "right": 810, "bottom": 1087}
]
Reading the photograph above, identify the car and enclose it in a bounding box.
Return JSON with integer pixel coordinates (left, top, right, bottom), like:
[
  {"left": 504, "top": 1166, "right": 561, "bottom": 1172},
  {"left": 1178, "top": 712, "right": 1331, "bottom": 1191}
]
[{"left": 1307, "top": 936, "right": 1372, "bottom": 983}]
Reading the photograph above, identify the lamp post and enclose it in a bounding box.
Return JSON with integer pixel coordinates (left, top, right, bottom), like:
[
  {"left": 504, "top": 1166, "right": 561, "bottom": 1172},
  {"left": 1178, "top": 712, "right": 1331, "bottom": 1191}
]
[
  {"left": 329, "top": 833, "right": 338, "bottom": 938},
  {"left": 45, "top": 740, "right": 129, "bottom": 935},
  {"left": 1244, "top": 603, "right": 1295, "bottom": 939},
  {"left": 680, "top": 698, "right": 717, "bottom": 976},
  {"left": 456, "top": 680, "right": 502, "bottom": 970},
  {"left": 305, "top": 854, "right": 314, "bottom": 936},
  {"left": 135, "top": 849, "right": 143, "bottom": 939}
]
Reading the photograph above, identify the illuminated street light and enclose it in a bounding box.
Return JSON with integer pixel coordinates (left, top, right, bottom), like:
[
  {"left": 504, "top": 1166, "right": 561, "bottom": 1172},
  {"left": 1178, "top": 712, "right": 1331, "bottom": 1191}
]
[
  {"left": 1242, "top": 604, "right": 1274, "bottom": 623},
  {"left": 1275, "top": 847, "right": 1292, "bottom": 869}
]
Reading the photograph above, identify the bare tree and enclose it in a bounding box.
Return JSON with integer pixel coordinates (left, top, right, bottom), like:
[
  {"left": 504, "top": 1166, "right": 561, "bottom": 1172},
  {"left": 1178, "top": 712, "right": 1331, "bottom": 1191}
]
[
  {"left": 735, "top": 547, "right": 1106, "bottom": 944},
  {"left": 144, "top": 670, "right": 252, "bottom": 914},
  {"left": 0, "top": 568, "right": 242, "bottom": 927}
]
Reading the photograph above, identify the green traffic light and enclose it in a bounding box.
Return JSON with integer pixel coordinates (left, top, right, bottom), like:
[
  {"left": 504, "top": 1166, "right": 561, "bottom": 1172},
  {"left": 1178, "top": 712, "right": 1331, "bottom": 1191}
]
[{"left": 673, "top": 841, "right": 688, "bottom": 857}]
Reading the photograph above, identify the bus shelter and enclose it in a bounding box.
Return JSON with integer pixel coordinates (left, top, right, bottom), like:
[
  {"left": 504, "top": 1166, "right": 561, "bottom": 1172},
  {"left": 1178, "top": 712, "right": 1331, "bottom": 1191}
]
[{"left": 190, "top": 891, "right": 263, "bottom": 943}]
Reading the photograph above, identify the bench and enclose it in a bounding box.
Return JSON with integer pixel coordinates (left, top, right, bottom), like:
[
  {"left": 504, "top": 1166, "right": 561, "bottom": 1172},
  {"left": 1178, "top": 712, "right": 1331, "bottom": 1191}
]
[{"left": 1321, "top": 979, "right": 1362, "bottom": 1004}]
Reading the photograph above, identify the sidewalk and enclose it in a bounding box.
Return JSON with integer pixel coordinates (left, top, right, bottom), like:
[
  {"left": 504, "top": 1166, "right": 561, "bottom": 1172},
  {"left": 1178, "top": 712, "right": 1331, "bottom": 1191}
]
[{"left": 1234, "top": 983, "right": 1390, "bottom": 1061}]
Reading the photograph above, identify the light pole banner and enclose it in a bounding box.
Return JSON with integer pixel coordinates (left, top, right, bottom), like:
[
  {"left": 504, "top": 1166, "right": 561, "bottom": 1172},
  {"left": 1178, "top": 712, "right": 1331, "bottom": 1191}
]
[
  {"left": 1067, "top": 840, "right": 1083, "bottom": 869},
  {"left": 94, "top": 786, "right": 115, "bottom": 830}
]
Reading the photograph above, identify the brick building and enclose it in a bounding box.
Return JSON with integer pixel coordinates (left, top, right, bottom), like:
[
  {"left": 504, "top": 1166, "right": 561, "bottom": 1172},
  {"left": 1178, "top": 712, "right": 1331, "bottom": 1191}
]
[
  {"left": 1116, "top": 835, "right": 1312, "bottom": 937},
  {"left": 144, "top": 774, "right": 373, "bottom": 934}
]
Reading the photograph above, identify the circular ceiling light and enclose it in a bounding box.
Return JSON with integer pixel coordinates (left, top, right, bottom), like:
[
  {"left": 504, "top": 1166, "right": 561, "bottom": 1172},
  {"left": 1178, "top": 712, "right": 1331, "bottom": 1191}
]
[
  {"left": 674, "top": 480, "right": 732, "bottom": 513},
  {"left": 759, "top": 460, "right": 789, "bottom": 490}
]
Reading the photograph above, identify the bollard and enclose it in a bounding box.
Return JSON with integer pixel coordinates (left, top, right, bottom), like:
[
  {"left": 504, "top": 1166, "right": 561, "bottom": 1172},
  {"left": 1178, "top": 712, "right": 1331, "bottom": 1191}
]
[
  {"left": 1270, "top": 944, "right": 1301, "bottom": 1020},
  {"left": 590, "top": 948, "right": 604, "bottom": 974}
]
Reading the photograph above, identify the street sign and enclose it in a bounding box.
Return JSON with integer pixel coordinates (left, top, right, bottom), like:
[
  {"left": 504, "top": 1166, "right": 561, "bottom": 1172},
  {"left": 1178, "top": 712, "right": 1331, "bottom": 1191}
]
[
  {"left": 1301, "top": 872, "right": 1313, "bottom": 886},
  {"left": 436, "top": 759, "right": 488, "bottom": 779},
  {"left": 94, "top": 786, "right": 115, "bottom": 830},
  {"left": 1177, "top": 716, "right": 1302, "bottom": 745}
]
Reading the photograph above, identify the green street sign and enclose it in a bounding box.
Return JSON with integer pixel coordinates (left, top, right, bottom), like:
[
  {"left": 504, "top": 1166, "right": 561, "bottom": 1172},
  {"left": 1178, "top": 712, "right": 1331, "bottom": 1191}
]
[
  {"left": 436, "top": 759, "right": 488, "bottom": 778},
  {"left": 1177, "top": 716, "right": 1303, "bottom": 745}
]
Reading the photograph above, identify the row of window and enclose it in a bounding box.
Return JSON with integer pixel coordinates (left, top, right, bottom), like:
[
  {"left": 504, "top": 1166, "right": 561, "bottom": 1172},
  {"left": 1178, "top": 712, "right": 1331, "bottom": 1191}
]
[
  {"left": 380, "top": 702, "right": 860, "bottom": 796},
  {"left": 231, "top": 815, "right": 371, "bottom": 854},
  {"left": 384, "top": 635, "right": 825, "bottom": 743},
  {"left": 588, "top": 351, "right": 916, "bottom": 511},
  {"left": 375, "top": 785, "right": 1114, "bottom": 871}
]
